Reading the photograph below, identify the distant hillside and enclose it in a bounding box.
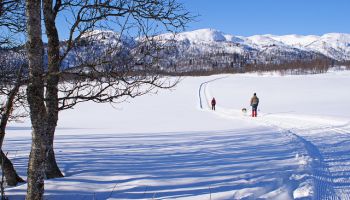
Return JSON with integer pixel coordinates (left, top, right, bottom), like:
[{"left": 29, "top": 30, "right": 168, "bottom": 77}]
[{"left": 2, "top": 29, "right": 350, "bottom": 75}]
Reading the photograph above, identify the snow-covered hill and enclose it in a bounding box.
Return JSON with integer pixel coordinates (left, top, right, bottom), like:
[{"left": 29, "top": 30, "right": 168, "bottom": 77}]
[
  {"left": 75, "top": 29, "right": 350, "bottom": 61},
  {"left": 3, "top": 29, "right": 349, "bottom": 73},
  {"left": 160, "top": 28, "right": 350, "bottom": 61}
]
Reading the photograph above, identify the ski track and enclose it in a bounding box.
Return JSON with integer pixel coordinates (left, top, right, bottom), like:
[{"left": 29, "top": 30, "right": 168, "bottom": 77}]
[{"left": 199, "top": 76, "right": 350, "bottom": 200}]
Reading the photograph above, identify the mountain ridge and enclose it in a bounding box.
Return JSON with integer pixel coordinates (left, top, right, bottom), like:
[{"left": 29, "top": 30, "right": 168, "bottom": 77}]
[
  {"left": 157, "top": 28, "right": 350, "bottom": 61},
  {"left": 2, "top": 29, "right": 349, "bottom": 75}
]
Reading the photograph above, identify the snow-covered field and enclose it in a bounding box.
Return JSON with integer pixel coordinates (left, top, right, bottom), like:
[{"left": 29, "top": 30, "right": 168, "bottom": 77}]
[{"left": 4, "top": 70, "right": 350, "bottom": 199}]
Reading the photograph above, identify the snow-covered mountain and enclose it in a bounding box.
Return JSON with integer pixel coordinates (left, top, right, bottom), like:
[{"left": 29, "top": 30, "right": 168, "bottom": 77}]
[
  {"left": 3, "top": 29, "right": 349, "bottom": 74},
  {"left": 158, "top": 28, "right": 350, "bottom": 62},
  {"left": 80, "top": 28, "right": 350, "bottom": 62}
]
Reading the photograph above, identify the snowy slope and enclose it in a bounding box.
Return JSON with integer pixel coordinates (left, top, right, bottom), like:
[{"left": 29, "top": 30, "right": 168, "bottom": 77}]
[
  {"left": 160, "top": 28, "right": 227, "bottom": 43},
  {"left": 158, "top": 28, "right": 350, "bottom": 61},
  {"left": 268, "top": 34, "right": 319, "bottom": 47},
  {"left": 247, "top": 35, "right": 287, "bottom": 48},
  {"left": 4, "top": 70, "right": 350, "bottom": 199},
  {"left": 306, "top": 33, "right": 350, "bottom": 60},
  {"left": 157, "top": 29, "right": 250, "bottom": 55}
]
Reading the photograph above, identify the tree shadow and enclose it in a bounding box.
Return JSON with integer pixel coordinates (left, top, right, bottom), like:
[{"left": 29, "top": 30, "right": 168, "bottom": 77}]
[{"left": 5, "top": 127, "right": 306, "bottom": 199}]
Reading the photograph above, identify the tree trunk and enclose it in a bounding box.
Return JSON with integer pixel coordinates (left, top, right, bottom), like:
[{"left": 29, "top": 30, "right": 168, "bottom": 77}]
[
  {"left": 43, "top": 0, "right": 63, "bottom": 179},
  {"left": 45, "top": 142, "right": 63, "bottom": 179},
  {"left": 25, "top": 0, "right": 47, "bottom": 199},
  {"left": 1, "top": 127, "right": 25, "bottom": 187},
  {"left": 45, "top": 125, "right": 63, "bottom": 178},
  {"left": 0, "top": 150, "right": 25, "bottom": 186},
  {"left": 0, "top": 66, "right": 25, "bottom": 186}
]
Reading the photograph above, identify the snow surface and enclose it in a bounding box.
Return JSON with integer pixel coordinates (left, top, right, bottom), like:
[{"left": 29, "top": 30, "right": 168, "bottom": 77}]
[{"left": 4, "top": 70, "right": 350, "bottom": 199}]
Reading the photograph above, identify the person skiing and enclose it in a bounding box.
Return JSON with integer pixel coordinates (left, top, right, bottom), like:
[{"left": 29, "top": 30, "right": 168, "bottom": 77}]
[
  {"left": 250, "top": 93, "right": 259, "bottom": 117},
  {"left": 211, "top": 97, "right": 216, "bottom": 111}
]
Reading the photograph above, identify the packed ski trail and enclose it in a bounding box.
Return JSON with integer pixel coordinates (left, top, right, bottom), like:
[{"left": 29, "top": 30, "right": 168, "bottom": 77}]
[{"left": 200, "top": 75, "right": 350, "bottom": 200}]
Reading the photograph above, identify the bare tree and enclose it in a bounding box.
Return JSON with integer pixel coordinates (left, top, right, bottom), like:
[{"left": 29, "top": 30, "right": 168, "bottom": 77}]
[
  {"left": 25, "top": 0, "right": 46, "bottom": 198},
  {"left": 0, "top": 0, "right": 25, "bottom": 30},
  {"left": 0, "top": 0, "right": 25, "bottom": 48},
  {"left": 25, "top": 0, "right": 191, "bottom": 199},
  {"left": 42, "top": 0, "right": 191, "bottom": 178},
  {"left": 0, "top": 0, "right": 26, "bottom": 189},
  {"left": 0, "top": 50, "right": 27, "bottom": 187}
]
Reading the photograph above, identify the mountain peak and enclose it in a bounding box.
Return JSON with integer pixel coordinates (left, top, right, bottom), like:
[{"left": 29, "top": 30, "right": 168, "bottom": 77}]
[{"left": 175, "top": 28, "right": 226, "bottom": 42}]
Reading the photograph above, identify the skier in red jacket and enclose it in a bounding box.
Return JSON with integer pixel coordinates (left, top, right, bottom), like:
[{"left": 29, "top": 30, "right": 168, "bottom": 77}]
[{"left": 211, "top": 97, "right": 216, "bottom": 111}]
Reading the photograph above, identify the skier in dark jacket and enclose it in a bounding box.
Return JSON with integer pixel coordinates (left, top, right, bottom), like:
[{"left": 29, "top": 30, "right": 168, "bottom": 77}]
[
  {"left": 250, "top": 93, "right": 259, "bottom": 117},
  {"left": 211, "top": 97, "right": 216, "bottom": 111}
]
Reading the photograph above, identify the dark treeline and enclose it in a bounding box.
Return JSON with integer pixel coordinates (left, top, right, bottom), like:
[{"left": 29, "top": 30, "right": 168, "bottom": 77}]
[
  {"left": 243, "top": 58, "right": 334, "bottom": 75},
  {"left": 159, "top": 45, "right": 342, "bottom": 76},
  {"left": 163, "top": 52, "right": 338, "bottom": 76},
  {"left": 155, "top": 58, "right": 335, "bottom": 76},
  {"left": 335, "top": 60, "right": 350, "bottom": 69}
]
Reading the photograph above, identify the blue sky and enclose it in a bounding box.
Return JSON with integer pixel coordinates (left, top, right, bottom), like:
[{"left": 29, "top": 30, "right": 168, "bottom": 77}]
[
  {"left": 53, "top": 0, "right": 350, "bottom": 40},
  {"left": 181, "top": 0, "right": 350, "bottom": 36}
]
